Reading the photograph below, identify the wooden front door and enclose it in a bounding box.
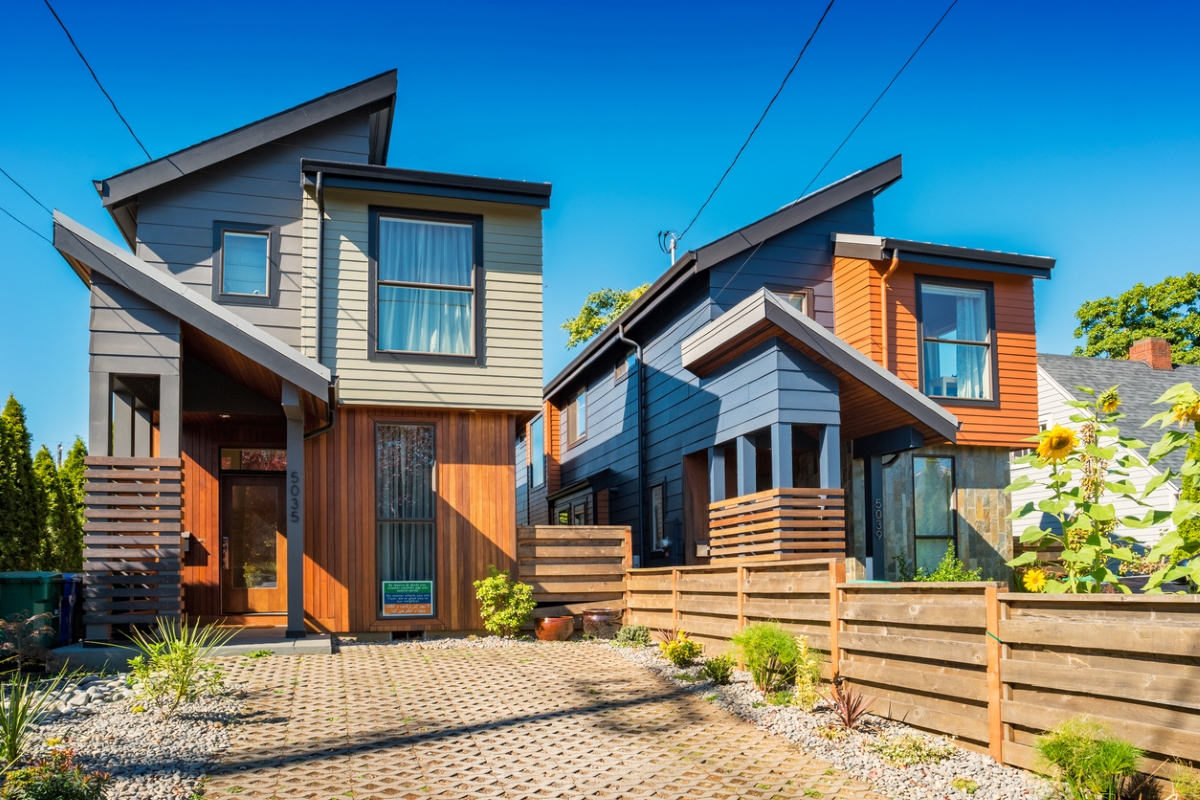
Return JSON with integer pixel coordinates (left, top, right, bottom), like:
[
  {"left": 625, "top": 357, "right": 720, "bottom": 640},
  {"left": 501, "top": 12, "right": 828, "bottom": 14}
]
[{"left": 221, "top": 474, "right": 287, "bottom": 613}]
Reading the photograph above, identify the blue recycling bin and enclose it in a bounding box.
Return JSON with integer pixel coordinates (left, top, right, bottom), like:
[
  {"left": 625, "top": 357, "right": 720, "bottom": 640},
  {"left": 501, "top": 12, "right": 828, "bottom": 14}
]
[{"left": 59, "top": 574, "right": 84, "bottom": 646}]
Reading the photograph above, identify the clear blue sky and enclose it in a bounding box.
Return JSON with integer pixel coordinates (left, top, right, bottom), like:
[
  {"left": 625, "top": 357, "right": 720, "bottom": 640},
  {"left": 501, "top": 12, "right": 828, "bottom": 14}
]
[{"left": 1, "top": 0, "right": 1198, "bottom": 454}]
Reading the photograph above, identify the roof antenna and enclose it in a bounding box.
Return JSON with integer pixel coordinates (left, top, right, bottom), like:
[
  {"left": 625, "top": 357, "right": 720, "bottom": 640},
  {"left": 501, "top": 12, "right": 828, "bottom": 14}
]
[{"left": 657, "top": 230, "right": 679, "bottom": 266}]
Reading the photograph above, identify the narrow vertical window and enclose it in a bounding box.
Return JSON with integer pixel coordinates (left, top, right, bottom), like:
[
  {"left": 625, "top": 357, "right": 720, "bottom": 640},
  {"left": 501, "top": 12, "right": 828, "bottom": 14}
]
[
  {"left": 529, "top": 416, "right": 545, "bottom": 489},
  {"left": 567, "top": 388, "right": 587, "bottom": 445},
  {"left": 913, "top": 456, "right": 955, "bottom": 572},
  {"left": 376, "top": 424, "right": 436, "bottom": 617},
  {"left": 222, "top": 231, "right": 269, "bottom": 296},
  {"left": 919, "top": 282, "right": 993, "bottom": 400},
  {"left": 650, "top": 483, "right": 665, "bottom": 552}
]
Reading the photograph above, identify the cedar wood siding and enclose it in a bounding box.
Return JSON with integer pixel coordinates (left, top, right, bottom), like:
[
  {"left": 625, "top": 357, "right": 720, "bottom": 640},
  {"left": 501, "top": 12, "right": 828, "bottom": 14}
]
[
  {"left": 302, "top": 189, "right": 544, "bottom": 410},
  {"left": 832, "top": 256, "right": 1038, "bottom": 446},
  {"left": 133, "top": 111, "right": 372, "bottom": 349}
]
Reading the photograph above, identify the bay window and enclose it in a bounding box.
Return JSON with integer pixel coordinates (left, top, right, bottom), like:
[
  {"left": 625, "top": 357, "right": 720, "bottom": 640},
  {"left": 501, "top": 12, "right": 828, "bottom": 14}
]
[{"left": 918, "top": 280, "right": 994, "bottom": 401}]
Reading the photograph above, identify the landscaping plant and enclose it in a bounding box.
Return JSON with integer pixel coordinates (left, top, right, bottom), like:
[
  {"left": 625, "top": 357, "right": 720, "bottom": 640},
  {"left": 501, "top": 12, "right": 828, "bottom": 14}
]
[
  {"left": 658, "top": 630, "right": 702, "bottom": 667},
  {"left": 0, "top": 614, "right": 54, "bottom": 673},
  {"left": 1034, "top": 716, "right": 1142, "bottom": 800},
  {"left": 472, "top": 565, "right": 535, "bottom": 637},
  {"left": 825, "top": 678, "right": 872, "bottom": 731},
  {"left": 0, "top": 748, "right": 110, "bottom": 799},
  {"left": 730, "top": 622, "right": 798, "bottom": 693},
  {"left": 0, "top": 667, "right": 76, "bottom": 769},
  {"left": 125, "top": 616, "right": 237, "bottom": 719},
  {"left": 1171, "top": 762, "right": 1200, "bottom": 800},
  {"left": 613, "top": 625, "right": 651, "bottom": 648},
  {"left": 791, "top": 635, "right": 823, "bottom": 713},
  {"left": 699, "top": 654, "right": 734, "bottom": 685},
  {"left": 894, "top": 542, "right": 984, "bottom": 582},
  {"left": 868, "top": 733, "right": 956, "bottom": 766}
]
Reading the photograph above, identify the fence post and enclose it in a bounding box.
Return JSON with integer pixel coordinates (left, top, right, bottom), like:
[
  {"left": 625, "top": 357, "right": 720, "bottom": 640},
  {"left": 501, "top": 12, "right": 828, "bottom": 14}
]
[
  {"left": 829, "top": 559, "right": 845, "bottom": 679},
  {"left": 671, "top": 568, "right": 680, "bottom": 632},
  {"left": 985, "top": 586, "right": 1003, "bottom": 764},
  {"left": 736, "top": 565, "right": 747, "bottom": 668}
]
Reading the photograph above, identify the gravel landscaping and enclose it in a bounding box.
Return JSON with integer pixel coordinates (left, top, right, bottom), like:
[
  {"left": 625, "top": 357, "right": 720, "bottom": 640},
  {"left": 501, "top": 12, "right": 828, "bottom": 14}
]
[
  {"left": 614, "top": 643, "right": 1055, "bottom": 800},
  {"left": 25, "top": 671, "right": 242, "bottom": 800}
]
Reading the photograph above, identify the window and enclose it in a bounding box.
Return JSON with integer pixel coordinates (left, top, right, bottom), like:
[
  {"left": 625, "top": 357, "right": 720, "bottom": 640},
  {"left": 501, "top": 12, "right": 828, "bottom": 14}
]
[
  {"left": 778, "top": 290, "right": 811, "bottom": 317},
  {"left": 614, "top": 352, "right": 636, "bottom": 382},
  {"left": 529, "top": 417, "right": 545, "bottom": 488},
  {"left": 213, "top": 222, "right": 278, "bottom": 305},
  {"left": 372, "top": 210, "right": 480, "bottom": 357},
  {"left": 919, "top": 281, "right": 993, "bottom": 401},
  {"left": 913, "top": 456, "right": 955, "bottom": 572},
  {"left": 650, "top": 483, "right": 665, "bottom": 552},
  {"left": 220, "top": 448, "right": 286, "bottom": 471},
  {"left": 376, "top": 424, "right": 437, "bottom": 616},
  {"left": 567, "top": 388, "right": 587, "bottom": 445}
]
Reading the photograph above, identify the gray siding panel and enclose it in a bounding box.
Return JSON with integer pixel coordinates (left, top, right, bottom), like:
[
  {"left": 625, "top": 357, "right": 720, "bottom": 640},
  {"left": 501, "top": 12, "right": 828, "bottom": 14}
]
[{"left": 88, "top": 276, "right": 180, "bottom": 376}]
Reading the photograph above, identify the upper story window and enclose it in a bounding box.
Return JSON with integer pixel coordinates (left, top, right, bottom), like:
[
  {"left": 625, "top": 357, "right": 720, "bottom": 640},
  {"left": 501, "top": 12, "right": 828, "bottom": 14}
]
[
  {"left": 566, "top": 388, "right": 587, "bottom": 445},
  {"left": 614, "top": 352, "right": 636, "bottom": 382},
  {"left": 213, "top": 222, "right": 278, "bottom": 306},
  {"left": 371, "top": 209, "right": 482, "bottom": 359},
  {"left": 777, "top": 289, "right": 813, "bottom": 317},
  {"left": 529, "top": 416, "right": 545, "bottom": 488},
  {"left": 918, "top": 280, "right": 994, "bottom": 401}
]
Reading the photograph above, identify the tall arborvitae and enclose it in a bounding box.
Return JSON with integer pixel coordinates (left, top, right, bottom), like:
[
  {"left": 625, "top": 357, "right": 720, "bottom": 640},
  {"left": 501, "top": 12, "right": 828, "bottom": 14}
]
[
  {"left": 0, "top": 396, "right": 43, "bottom": 570},
  {"left": 33, "top": 447, "right": 63, "bottom": 570},
  {"left": 57, "top": 437, "right": 87, "bottom": 570}
]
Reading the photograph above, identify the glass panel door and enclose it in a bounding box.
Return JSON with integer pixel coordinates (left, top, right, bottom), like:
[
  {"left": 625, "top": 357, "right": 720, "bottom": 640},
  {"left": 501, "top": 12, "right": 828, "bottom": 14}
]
[
  {"left": 221, "top": 475, "right": 287, "bottom": 613},
  {"left": 376, "top": 424, "right": 437, "bottom": 617}
]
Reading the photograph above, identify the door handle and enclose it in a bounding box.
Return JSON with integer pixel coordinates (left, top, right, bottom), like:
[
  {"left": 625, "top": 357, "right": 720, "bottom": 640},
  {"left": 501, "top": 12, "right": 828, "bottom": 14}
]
[{"left": 222, "top": 536, "right": 230, "bottom": 570}]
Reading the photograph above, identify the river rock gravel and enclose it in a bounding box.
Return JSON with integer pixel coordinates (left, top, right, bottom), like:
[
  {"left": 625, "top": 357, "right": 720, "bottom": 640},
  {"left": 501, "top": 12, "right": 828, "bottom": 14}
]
[{"left": 613, "top": 643, "right": 1055, "bottom": 800}]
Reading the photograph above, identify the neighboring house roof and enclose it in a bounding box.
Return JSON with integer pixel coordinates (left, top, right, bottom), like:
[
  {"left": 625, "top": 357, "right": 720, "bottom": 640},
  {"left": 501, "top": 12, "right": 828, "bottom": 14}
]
[
  {"left": 301, "top": 160, "right": 552, "bottom": 208},
  {"left": 831, "top": 234, "right": 1055, "bottom": 278},
  {"left": 544, "top": 155, "right": 904, "bottom": 398},
  {"left": 53, "top": 212, "right": 331, "bottom": 399},
  {"left": 1038, "top": 353, "right": 1200, "bottom": 480},
  {"left": 681, "top": 288, "right": 959, "bottom": 444},
  {"left": 95, "top": 70, "right": 398, "bottom": 247}
]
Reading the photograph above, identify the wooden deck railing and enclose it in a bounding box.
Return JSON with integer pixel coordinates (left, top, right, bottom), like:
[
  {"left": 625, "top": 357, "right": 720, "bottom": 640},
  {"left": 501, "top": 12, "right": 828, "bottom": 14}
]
[
  {"left": 708, "top": 487, "right": 845, "bottom": 562},
  {"left": 82, "top": 456, "right": 184, "bottom": 633}
]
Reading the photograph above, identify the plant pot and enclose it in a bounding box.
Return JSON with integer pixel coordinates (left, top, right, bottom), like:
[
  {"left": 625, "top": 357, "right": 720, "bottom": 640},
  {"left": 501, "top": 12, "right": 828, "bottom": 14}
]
[
  {"left": 535, "top": 616, "right": 574, "bottom": 641},
  {"left": 583, "top": 608, "right": 622, "bottom": 639}
]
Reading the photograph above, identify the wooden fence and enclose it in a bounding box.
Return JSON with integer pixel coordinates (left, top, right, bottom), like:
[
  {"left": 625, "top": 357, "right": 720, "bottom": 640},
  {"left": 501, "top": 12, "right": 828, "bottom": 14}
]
[
  {"left": 709, "top": 488, "right": 845, "bottom": 561},
  {"left": 625, "top": 562, "right": 1200, "bottom": 778},
  {"left": 516, "top": 526, "right": 632, "bottom": 622},
  {"left": 82, "top": 456, "right": 184, "bottom": 637}
]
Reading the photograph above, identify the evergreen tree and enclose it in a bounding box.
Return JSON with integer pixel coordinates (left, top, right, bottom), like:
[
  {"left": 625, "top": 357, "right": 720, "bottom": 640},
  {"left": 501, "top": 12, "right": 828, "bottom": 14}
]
[
  {"left": 57, "top": 438, "right": 87, "bottom": 570},
  {"left": 32, "top": 447, "right": 62, "bottom": 570},
  {"left": 0, "top": 396, "right": 43, "bottom": 570}
]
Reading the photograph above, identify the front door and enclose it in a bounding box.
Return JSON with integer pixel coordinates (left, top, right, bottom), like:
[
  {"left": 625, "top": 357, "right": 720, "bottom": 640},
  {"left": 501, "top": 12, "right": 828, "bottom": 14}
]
[{"left": 221, "top": 475, "right": 287, "bottom": 613}]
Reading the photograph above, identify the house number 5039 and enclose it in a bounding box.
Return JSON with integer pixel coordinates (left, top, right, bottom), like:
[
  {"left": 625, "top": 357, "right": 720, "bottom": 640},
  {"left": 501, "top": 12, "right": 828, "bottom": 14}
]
[{"left": 289, "top": 471, "right": 301, "bottom": 523}]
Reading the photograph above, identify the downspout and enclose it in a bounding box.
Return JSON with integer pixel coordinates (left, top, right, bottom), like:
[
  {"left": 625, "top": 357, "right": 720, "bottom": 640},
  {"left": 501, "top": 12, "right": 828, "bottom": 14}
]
[
  {"left": 880, "top": 248, "right": 901, "bottom": 372},
  {"left": 304, "top": 384, "right": 337, "bottom": 441},
  {"left": 314, "top": 172, "right": 326, "bottom": 367},
  {"left": 615, "top": 323, "right": 644, "bottom": 565}
]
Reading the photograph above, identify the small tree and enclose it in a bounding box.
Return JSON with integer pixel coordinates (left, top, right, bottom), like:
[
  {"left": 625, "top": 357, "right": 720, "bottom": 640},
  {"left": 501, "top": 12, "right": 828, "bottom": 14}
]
[
  {"left": 0, "top": 396, "right": 43, "bottom": 571},
  {"left": 561, "top": 285, "right": 649, "bottom": 349},
  {"left": 1073, "top": 273, "right": 1200, "bottom": 363},
  {"left": 32, "top": 446, "right": 83, "bottom": 572},
  {"left": 473, "top": 566, "right": 535, "bottom": 637}
]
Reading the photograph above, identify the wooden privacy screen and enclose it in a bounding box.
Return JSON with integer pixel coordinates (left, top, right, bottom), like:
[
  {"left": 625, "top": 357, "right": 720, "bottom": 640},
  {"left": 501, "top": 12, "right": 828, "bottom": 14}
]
[
  {"left": 82, "top": 456, "right": 183, "bottom": 633},
  {"left": 516, "top": 526, "right": 632, "bottom": 621},
  {"left": 709, "top": 488, "right": 845, "bottom": 562}
]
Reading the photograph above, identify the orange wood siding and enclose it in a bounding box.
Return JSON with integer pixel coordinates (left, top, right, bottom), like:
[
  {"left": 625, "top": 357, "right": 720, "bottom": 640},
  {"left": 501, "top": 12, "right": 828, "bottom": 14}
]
[{"left": 832, "top": 256, "right": 881, "bottom": 361}]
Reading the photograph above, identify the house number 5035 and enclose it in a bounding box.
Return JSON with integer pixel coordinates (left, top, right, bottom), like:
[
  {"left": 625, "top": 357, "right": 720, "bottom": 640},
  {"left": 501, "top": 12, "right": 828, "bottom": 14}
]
[{"left": 289, "top": 471, "right": 301, "bottom": 523}]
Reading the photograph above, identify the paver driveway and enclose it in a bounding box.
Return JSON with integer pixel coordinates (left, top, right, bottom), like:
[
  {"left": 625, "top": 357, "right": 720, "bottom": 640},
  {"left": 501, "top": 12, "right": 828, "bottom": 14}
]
[{"left": 204, "top": 642, "right": 883, "bottom": 800}]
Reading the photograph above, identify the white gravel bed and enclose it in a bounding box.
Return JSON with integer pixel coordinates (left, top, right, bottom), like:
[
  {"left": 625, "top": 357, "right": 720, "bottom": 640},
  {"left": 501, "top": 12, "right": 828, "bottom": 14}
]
[
  {"left": 25, "top": 672, "right": 241, "bottom": 800},
  {"left": 614, "top": 644, "right": 1054, "bottom": 800}
]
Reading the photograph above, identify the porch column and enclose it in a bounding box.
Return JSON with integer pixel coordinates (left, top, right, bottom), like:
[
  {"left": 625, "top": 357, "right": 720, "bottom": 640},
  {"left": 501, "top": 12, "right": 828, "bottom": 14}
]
[
  {"left": 819, "top": 424, "right": 841, "bottom": 489},
  {"left": 112, "top": 388, "right": 134, "bottom": 457},
  {"left": 735, "top": 435, "right": 756, "bottom": 497},
  {"left": 708, "top": 446, "right": 725, "bottom": 503},
  {"left": 158, "top": 373, "right": 181, "bottom": 458},
  {"left": 133, "top": 403, "right": 152, "bottom": 458},
  {"left": 863, "top": 455, "right": 886, "bottom": 580},
  {"left": 770, "top": 423, "right": 793, "bottom": 489},
  {"left": 89, "top": 372, "right": 110, "bottom": 456},
  {"left": 282, "top": 381, "right": 306, "bottom": 638}
]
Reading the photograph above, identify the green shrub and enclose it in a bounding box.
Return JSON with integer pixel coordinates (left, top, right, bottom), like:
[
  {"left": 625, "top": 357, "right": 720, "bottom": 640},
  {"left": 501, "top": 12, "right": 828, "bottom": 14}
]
[
  {"left": 0, "top": 667, "right": 76, "bottom": 769},
  {"left": 868, "top": 733, "right": 956, "bottom": 766},
  {"left": 699, "top": 654, "right": 734, "bottom": 685},
  {"left": 766, "top": 689, "right": 793, "bottom": 706},
  {"left": 1034, "top": 716, "right": 1142, "bottom": 800},
  {"left": 126, "top": 616, "right": 237, "bottom": 719},
  {"left": 473, "top": 566, "right": 535, "bottom": 637},
  {"left": 894, "top": 542, "right": 984, "bottom": 582},
  {"left": 792, "top": 636, "right": 823, "bottom": 712},
  {"left": 730, "top": 622, "right": 798, "bottom": 692},
  {"left": 659, "top": 630, "right": 703, "bottom": 667},
  {"left": 613, "top": 625, "right": 651, "bottom": 648},
  {"left": 0, "top": 748, "right": 110, "bottom": 799},
  {"left": 1172, "top": 764, "right": 1200, "bottom": 800}
]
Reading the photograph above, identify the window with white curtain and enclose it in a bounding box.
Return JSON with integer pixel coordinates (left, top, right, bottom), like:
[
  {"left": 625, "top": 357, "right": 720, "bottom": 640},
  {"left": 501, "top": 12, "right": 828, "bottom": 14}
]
[
  {"left": 376, "top": 423, "right": 437, "bottom": 616},
  {"left": 919, "top": 281, "right": 993, "bottom": 401},
  {"left": 374, "top": 213, "right": 477, "bottom": 356}
]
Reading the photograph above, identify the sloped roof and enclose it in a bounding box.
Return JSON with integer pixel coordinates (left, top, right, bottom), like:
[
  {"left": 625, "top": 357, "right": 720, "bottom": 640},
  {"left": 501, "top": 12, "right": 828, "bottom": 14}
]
[
  {"left": 53, "top": 212, "right": 331, "bottom": 399},
  {"left": 832, "top": 234, "right": 1055, "bottom": 278},
  {"left": 681, "top": 288, "right": 959, "bottom": 444},
  {"left": 1039, "top": 353, "right": 1200, "bottom": 479},
  {"left": 544, "top": 155, "right": 903, "bottom": 397}
]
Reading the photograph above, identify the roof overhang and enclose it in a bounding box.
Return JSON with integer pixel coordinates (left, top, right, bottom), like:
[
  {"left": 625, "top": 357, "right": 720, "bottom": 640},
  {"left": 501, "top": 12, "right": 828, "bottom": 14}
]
[
  {"left": 832, "top": 234, "right": 1055, "bottom": 278},
  {"left": 301, "top": 160, "right": 552, "bottom": 209},
  {"left": 53, "top": 211, "right": 331, "bottom": 401},
  {"left": 681, "top": 288, "right": 959, "bottom": 444}
]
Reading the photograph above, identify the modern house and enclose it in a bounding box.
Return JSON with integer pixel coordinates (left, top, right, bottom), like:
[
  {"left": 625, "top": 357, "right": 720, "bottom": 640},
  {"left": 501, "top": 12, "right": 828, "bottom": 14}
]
[
  {"left": 1010, "top": 339, "right": 1193, "bottom": 547},
  {"left": 52, "top": 71, "right": 551, "bottom": 639},
  {"left": 519, "top": 156, "right": 1054, "bottom": 580}
]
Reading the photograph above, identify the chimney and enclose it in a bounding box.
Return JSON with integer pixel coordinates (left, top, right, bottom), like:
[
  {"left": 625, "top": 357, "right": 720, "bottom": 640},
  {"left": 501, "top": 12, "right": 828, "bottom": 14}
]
[{"left": 1129, "top": 337, "right": 1174, "bottom": 370}]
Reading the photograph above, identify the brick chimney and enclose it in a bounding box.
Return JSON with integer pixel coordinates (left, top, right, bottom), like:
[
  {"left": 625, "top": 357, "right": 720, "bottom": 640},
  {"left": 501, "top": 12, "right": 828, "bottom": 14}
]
[{"left": 1129, "top": 337, "right": 1174, "bottom": 370}]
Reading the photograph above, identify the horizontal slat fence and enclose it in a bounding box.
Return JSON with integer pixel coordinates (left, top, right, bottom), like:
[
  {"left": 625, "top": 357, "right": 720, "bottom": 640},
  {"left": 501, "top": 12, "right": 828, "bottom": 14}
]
[
  {"left": 709, "top": 488, "right": 845, "bottom": 562},
  {"left": 82, "top": 456, "right": 184, "bottom": 636},
  {"left": 516, "top": 526, "right": 632, "bottom": 622}
]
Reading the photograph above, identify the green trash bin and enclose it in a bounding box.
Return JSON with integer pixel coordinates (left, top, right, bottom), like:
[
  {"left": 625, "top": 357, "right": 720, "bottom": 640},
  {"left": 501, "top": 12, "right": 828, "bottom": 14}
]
[{"left": 0, "top": 572, "right": 64, "bottom": 648}]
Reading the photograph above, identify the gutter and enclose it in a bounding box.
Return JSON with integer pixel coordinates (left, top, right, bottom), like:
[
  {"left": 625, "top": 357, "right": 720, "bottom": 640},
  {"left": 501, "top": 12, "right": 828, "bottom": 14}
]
[
  {"left": 304, "top": 381, "right": 338, "bottom": 441},
  {"left": 314, "top": 171, "right": 326, "bottom": 367},
  {"left": 615, "top": 323, "right": 645, "bottom": 565},
  {"left": 880, "top": 248, "right": 901, "bottom": 372}
]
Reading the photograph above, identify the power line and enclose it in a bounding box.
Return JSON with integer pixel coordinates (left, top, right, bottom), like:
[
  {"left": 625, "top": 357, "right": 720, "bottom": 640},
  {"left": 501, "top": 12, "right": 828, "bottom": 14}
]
[
  {"left": 0, "top": 167, "right": 52, "bottom": 215},
  {"left": 714, "top": 0, "right": 960, "bottom": 302},
  {"left": 671, "top": 0, "right": 836, "bottom": 247},
  {"left": 0, "top": 204, "right": 52, "bottom": 245},
  {"left": 43, "top": 0, "right": 153, "bottom": 161}
]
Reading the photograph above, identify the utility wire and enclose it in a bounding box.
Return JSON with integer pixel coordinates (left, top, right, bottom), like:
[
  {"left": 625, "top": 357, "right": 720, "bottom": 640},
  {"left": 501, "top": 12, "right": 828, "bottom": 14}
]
[
  {"left": 0, "top": 204, "right": 52, "bottom": 245},
  {"left": 713, "top": 0, "right": 960, "bottom": 302},
  {"left": 43, "top": 0, "right": 153, "bottom": 161},
  {"left": 0, "top": 166, "right": 52, "bottom": 215},
  {"left": 672, "top": 0, "right": 836, "bottom": 247}
]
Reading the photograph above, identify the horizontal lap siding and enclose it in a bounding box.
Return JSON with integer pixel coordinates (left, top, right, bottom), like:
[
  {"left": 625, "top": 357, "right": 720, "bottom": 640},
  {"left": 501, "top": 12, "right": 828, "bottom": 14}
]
[
  {"left": 306, "top": 189, "right": 542, "bottom": 410},
  {"left": 135, "top": 113, "right": 372, "bottom": 350},
  {"left": 89, "top": 276, "right": 181, "bottom": 375},
  {"left": 831, "top": 256, "right": 880, "bottom": 360}
]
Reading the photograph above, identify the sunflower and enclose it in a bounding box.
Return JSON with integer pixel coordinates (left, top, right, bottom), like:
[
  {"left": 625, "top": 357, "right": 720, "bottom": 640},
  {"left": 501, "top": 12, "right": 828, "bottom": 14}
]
[
  {"left": 1172, "top": 397, "right": 1200, "bottom": 427},
  {"left": 1036, "top": 425, "right": 1078, "bottom": 463},
  {"left": 1023, "top": 568, "right": 1048, "bottom": 593},
  {"left": 1098, "top": 389, "right": 1120, "bottom": 414}
]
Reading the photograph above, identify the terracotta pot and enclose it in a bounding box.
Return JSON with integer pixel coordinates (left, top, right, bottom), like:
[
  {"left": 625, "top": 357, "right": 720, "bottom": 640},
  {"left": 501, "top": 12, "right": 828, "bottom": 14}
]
[
  {"left": 535, "top": 615, "right": 575, "bottom": 641},
  {"left": 582, "top": 608, "right": 622, "bottom": 640}
]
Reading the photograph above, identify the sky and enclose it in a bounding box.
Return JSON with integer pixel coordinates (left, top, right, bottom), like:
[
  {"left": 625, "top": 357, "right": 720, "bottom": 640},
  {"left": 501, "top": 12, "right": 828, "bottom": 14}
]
[{"left": 1, "top": 0, "right": 1198, "bottom": 455}]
